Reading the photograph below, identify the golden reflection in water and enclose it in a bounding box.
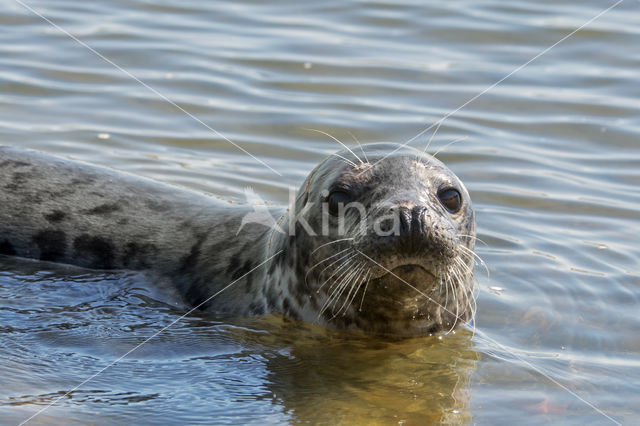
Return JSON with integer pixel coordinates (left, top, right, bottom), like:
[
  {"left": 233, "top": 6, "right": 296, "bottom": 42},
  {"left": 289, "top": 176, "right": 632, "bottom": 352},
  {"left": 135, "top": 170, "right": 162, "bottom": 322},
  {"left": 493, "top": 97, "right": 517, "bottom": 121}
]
[{"left": 233, "top": 315, "right": 479, "bottom": 424}]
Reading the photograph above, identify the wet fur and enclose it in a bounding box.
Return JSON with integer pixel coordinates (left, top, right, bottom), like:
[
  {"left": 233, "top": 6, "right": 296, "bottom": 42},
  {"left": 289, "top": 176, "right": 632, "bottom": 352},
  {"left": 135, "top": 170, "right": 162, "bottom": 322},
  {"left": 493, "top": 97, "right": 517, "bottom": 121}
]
[
  {"left": 0, "top": 147, "right": 275, "bottom": 313},
  {"left": 0, "top": 144, "right": 476, "bottom": 336}
]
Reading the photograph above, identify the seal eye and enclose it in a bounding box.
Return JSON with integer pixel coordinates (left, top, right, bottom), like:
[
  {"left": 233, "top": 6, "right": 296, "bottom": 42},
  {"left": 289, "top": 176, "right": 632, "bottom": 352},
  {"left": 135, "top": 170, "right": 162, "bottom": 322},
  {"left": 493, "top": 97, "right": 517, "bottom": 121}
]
[
  {"left": 438, "top": 188, "right": 462, "bottom": 213},
  {"left": 327, "top": 191, "right": 351, "bottom": 216}
]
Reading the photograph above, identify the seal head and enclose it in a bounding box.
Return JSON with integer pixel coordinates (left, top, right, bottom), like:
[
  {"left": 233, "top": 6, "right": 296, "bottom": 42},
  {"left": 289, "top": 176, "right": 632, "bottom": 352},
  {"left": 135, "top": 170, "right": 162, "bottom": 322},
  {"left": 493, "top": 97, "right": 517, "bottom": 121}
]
[{"left": 271, "top": 143, "right": 476, "bottom": 336}]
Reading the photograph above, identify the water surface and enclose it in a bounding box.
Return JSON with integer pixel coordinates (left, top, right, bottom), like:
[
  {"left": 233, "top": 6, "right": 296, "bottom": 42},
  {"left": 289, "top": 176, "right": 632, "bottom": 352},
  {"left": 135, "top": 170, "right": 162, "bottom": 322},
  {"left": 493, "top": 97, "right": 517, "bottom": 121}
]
[{"left": 0, "top": 0, "right": 639, "bottom": 424}]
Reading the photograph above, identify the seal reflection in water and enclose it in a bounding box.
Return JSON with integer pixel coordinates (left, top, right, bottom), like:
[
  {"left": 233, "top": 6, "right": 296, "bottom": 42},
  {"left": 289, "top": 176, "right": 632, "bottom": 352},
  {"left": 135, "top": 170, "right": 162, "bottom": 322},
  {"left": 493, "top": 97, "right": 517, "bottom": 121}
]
[{"left": 0, "top": 144, "right": 475, "bottom": 337}]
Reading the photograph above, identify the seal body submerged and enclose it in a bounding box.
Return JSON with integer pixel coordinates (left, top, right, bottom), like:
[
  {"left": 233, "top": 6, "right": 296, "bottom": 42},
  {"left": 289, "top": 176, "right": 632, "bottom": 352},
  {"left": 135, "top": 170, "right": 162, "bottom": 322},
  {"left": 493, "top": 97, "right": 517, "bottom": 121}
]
[{"left": 0, "top": 144, "right": 475, "bottom": 336}]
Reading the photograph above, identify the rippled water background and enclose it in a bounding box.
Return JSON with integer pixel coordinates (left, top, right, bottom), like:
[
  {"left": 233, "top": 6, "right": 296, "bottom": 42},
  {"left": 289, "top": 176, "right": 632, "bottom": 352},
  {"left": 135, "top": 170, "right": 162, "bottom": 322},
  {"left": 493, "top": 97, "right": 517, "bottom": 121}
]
[{"left": 1, "top": 0, "right": 639, "bottom": 424}]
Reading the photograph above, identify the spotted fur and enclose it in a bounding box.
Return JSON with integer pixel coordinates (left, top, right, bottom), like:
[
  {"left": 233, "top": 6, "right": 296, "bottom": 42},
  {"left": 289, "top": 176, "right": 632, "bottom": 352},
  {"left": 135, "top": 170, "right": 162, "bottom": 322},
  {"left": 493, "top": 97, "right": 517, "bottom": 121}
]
[{"left": 0, "top": 144, "right": 476, "bottom": 336}]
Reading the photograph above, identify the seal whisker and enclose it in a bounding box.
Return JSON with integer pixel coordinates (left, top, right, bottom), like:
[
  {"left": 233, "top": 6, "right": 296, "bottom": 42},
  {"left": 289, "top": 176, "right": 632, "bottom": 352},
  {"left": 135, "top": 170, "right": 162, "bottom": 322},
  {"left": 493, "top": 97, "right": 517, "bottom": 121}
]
[
  {"left": 315, "top": 249, "right": 355, "bottom": 279},
  {"left": 454, "top": 264, "right": 468, "bottom": 320},
  {"left": 310, "top": 237, "right": 354, "bottom": 256},
  {"left": 319, "top": 261, "right": 362, "bottom": 318},
  {"left": 325, "top": 260, "right": 361, "bottom": 296},
  {"left": 317, "top": 253, "right": 357, "bottom": 292},
  {"left": 318, "top": 261, "right": 359, "bottom": 318},
  {"left": 453, "top": 255, "right": 474, "bottom": 276},
  {"left": 449, "top": 270, "right": 462, "bottom": 329},
  {"left": 452, "top": 256, "right": 478, "bottom": 331},
  {"left": 305, "top": 247, "right": 352, "bottom": 287},
  {"left": 457, "top": 261, "right": 474, "bottom": 315},
  {"left": 458, "top": 244, "right": 489, "bottom": 282},
  {"left": 343, "top": 268, "right": 370, "bottom": 315},
  {"left": 420, "top": 118, "right": 444, "bottom": 162},
  {"left": 336, "top": 263, "right": 369, "bottom": 317},
  {"left": 347, "top": 130, "right": 369, "bottom": 164},
  {"left": 462, "top": 276, "right": 476, "bottom": 333},
  {"left": 358, "top": 271, "right": 372, "bottom": 312},
  {"left": 458, "top": 243, "right": 486, "bottom": 270},
  {"left": 308, "top": 247, "right": 351, "bottom": 273},
  {"left": 470, "top": 277, "right": 480, "bottom": 335},
  {"left": 444, "top": 275, "right": 457, "bottom": 333},
  {"left": 446, "top": 266, "right": 462, "bottom": 333},
  {"left": 445, "top": 258, "right": 473, "bottom": 333},
  {"left": 304, "top": 128, "right": 364, "bottom": 165},
  {"left": 338, "top": 262, "right": 368, "bottom": 314},
  {"left": 443, "top": 272, "right": 450, "bottom": 319},
  {"left": 321, "top": 253, "right": 356, "bottom": 284},
  {"left": 457, "top": 233, "right": 488, "bottom": 246},
  {"left": 325, "top": 262, "right": 365, "bottom": 319},
  {"left": 431, "top": 135, "right": 469, "bottom": 159},
  {"left": 331, "top": 153, "right": 359, "bottom": 168}
]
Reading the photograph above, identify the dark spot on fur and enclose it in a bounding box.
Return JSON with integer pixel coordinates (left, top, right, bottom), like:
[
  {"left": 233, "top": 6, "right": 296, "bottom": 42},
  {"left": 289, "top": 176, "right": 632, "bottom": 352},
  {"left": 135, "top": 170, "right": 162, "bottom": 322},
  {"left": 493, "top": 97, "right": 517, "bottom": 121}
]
[
  {"left": 248, "top": 301, "right": 265, "bottom": 315},
  {"left": 184, "top": 282, "right": 207, "bottom": 307},
  {"left": 226, "top": 255, "right": 240, "bottom": 275},
  {"left": 42, "top": 186, "right": 76, "bottom": 200},
  {"left": 244, "top": 273, "right": 253, "bottom": 293},
  {"left": 228, "top": 259, "right": 253, "bottom": 292},
  {"left": 44, "top": 210, "right": 67, "bottom": 223},
  {"left": 0, "top": 240, "right": 16, "bottom": 256},
  {"left": 292, "top": 250, "right": 308, "bottom": 304},
  {"left": 268, "top": 255, "right": 280, "bottom": 275},
  {"left": 309, "top": 292, "right": 320, "bottom": 310},
  {"left": 0, "top": 160, "right": 30, "bottom": 168},
  {"left": 267, "top": 250, "right": 290, "bottom": 292},
  {"left": 231, "top": 259, "right": 252, "bottom": 280},
  {"left": 122, "top": 242, "right": 157, "bottom": 269},
  {"left": 32, "top": 230, "right": 67, "bottom": 262},
  {"left": 73, "top": 234, "right": 115, "bottom": 269},
  {"left": 294, "top": 275, "right": 308, "bottom": 307},
  {"left": 179, "top": 234, "right": 206, "bottom": 272},
  {"left": 145, "top": 199, "right": 171, "bottom": 212},
  {"left": 289, "top": 309, "right": 302, "bottom": 321},
  {"left": 178, "top": 219, "right": 194, "bottom": 230},
  {"left": 83, "top": 202, "right": 121, "bottom": 215},
  {"left": 5, "top": 171, "right": 32, "bottom": 192},
  {"left": 182, "top": 276, "right": 213, "bottom": 310},
  {"left": 123, "top": 242, "right": 140, "bottom": 262},
  {"left": 267, "top": 291, "right": 278, "bottom": 310},
  {"left": 282, "top": 297, "right": 301, "bottom": 320},
  {"left": 72, "top": 176, "right": 96, "bottom": 185}
]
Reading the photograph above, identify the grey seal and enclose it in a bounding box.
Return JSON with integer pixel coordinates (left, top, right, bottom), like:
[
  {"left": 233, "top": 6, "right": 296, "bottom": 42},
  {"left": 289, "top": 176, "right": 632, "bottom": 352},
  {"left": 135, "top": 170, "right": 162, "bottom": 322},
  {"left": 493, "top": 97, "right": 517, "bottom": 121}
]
[{"left": 0, "top": 144, "right": 475, "bottom": 336}]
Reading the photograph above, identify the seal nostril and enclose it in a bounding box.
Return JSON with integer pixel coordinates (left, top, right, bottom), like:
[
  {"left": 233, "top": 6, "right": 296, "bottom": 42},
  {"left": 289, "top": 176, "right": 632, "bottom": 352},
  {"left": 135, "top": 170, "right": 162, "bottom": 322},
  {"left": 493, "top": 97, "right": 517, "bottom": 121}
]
[
  {"left": 411, "top": 206, "right": 427, "bottom": 235},
  {"left": 397, "top": 206, "right": 412, "bottom": 235},
  {"left": 391, "top": 205, "right": 429, "bottom": 239}
]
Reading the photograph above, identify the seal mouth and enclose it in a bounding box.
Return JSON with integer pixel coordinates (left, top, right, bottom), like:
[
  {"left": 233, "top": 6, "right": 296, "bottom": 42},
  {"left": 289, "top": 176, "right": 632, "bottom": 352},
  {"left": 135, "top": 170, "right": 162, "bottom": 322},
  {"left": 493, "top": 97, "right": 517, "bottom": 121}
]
[
  {"left": 390, "top": 263, "right": 432, "bottom": 276},
  {"left": 369, "top": 260, "right": 437, "bottom": 281}
]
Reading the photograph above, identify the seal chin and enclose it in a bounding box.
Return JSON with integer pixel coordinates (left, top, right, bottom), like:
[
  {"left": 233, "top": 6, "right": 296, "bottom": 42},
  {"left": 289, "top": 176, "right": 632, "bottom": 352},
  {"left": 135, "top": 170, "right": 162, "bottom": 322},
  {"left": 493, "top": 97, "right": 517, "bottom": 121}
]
[
  {"left": 327, "top": 262, "right": 469, "bottom": 336},
  {"left": 373, "top": 263, "right": 440, "bottom": 299}
]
